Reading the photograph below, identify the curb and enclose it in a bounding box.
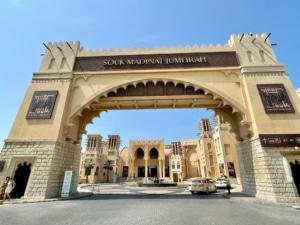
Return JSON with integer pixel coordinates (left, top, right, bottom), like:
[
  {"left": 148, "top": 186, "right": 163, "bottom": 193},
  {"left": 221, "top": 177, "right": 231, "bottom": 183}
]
[{"left": 1, "top": 192, "right": 93, "bottom": 205}]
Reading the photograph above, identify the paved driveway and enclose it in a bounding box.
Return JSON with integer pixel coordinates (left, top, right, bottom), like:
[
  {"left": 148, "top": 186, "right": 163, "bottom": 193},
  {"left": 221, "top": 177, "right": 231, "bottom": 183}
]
[{"left": 0, "top": 194, "right": 299, "bottom": 225}]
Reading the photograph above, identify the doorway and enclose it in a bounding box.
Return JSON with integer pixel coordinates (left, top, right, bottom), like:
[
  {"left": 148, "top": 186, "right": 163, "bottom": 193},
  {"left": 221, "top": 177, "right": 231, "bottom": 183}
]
[
  {"left": 11, "top": 162, "right": 32, "bottom": 198},
  {"left": 149, "top": 167, "right": 157, "bottom": 177},
  {"left": 173, "top": 173, "right": 178, "bottom": 183},
  {"left": 289, "top": 160, "right": 300, "bottom": 195},
  {"left": 138, "top": 166, "right": 145, "bottom": 177}
]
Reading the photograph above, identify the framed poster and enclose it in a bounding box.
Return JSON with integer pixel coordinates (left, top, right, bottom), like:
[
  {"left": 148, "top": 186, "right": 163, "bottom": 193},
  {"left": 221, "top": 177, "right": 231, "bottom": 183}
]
[
  {"left": 26, "top": 91, "right": 58, "bottom": 119},
  {"left": 61, "top": 170, "right": 74, "bottom": 198},
  {"left": 257, "top": 84, "right": 295, "bottom": 114},
  {"left": 227, "top": 162, "right": 236, "bottom": 178}
]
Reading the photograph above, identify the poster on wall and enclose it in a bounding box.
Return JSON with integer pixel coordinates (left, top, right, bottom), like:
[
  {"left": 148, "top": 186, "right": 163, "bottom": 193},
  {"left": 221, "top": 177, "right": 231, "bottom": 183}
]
[
  {"left": 26, "top": 90, "right": 58, "bottom": 119},
  {"left": 257, "top": 84, "right": 295, "bottom": 114},
  {"left": 61, "top": 170, "right": 74, "bottom": 198},
  {"left": 227, "top": 162, "right": 236, "bottom": 178},
  {"left": 259, "top": 134, "right": 300, "bottom": 147}
]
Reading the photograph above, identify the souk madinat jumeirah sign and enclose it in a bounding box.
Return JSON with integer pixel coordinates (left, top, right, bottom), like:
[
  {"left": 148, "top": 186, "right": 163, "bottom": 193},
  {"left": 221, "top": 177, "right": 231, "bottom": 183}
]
[{"left": 73, "top": 52, "right": 239, "bottom": 71}]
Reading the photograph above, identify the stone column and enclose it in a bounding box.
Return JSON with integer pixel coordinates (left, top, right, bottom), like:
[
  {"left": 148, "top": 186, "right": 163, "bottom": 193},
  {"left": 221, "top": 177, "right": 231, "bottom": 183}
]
[
  {"left": 131, "top": 160, "right": 135, "bottom": 178},
  {"left": 145, "top": 159, "right": 148, "bottom": 178},
  {"left": 159, "top": 159, "right": 162, "bottom": 178},
  {"left": 162, "top": 160, "right": 165, "bottom": 178}
]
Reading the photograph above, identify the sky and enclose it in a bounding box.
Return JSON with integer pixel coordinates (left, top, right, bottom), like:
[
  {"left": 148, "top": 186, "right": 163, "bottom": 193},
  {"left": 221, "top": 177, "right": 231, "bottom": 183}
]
[{"left": 0, "top": 0, "right": 300, "bottom": 149}]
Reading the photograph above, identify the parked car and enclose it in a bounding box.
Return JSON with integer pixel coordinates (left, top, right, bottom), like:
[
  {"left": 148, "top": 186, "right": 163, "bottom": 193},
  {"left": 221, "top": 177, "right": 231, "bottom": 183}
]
[
  {"left": 215, "top": 177, "right": 227, "bottom": 188},
  {"left": 188, "top": 178, "right": 216, "bottom": 194}
]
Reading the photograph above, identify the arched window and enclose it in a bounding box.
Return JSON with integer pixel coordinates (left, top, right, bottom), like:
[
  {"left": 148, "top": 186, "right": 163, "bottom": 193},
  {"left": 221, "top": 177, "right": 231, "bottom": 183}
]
[
  {"left": 149, "top": 148, "right": 159, "bottom": 159},
  {"left": 136, "top": 148, "right": 144, "bottom": 159}
]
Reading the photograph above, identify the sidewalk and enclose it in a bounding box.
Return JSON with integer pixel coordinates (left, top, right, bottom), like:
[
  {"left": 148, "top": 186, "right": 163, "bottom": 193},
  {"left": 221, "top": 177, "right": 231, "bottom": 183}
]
[
  {"left": 222, "top": 184, "right": 300, "bottom": 209},
  {"left": 0, "top": 186, "right": 93, "bottom": 205}
]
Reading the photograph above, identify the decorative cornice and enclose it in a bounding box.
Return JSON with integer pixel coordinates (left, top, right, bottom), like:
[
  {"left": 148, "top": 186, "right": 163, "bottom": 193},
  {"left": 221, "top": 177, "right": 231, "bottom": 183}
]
[
  {"left": 32, "top": 72, "right": 73, "bottom": 80},
  {"left": 240, "top": 65, "right": 285, "bottom": 74}
]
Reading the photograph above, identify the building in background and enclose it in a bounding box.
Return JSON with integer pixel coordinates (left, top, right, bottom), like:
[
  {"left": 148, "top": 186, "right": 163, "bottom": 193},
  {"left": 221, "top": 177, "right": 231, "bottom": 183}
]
[
  {"left": 79, "top": 134, "right": 117, "bottom": 183},
  {"left": 107, "top": 135, "right": 120, "bottom": 182},
  {"left": 170, "top": 141, "right": 184, "bottom": 182},
  {"left": 213, "top": 115, "right": 241, "bottom": 184},
  {"left": 198, "top": 119, "right": 218, "bottom": 179},
  {"left": 79, "top": 117, "right": 240, "bottom": 184}
]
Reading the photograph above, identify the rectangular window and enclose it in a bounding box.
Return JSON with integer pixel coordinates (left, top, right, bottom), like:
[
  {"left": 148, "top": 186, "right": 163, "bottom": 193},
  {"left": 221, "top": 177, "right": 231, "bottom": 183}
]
[
  {"left": 224, "top": 144, "right": 231, "bottom": 155},
  {"left": 122, "top": 166, "right": 128, "bottom": 177}
]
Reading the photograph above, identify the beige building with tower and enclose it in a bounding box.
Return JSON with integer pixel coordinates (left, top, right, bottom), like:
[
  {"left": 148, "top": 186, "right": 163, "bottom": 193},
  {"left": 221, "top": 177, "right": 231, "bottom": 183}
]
[
  {"left": 199, "top": 119, "right": 218, "bottom": 179},
  {"left": 0, "top": 33, "right": 300, "bottom": 203},
  {"left": 79, "top": 134, "right": 107, "bottom": 183},
  {"left": 79, "top": 134, "right": 120, "bottom": 183},
  {"left": 80, "top": 117, "right": 240, "bottom": 184},
  {"left": 213, "top": 115, "right": 241, "bottom": 183}
]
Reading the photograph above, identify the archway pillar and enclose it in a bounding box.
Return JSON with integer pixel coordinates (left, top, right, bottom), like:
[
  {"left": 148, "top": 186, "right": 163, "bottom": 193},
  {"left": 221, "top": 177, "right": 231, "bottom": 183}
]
[
  {"left": 0, "top": 139, "right": 81, "bottom": 199},
  {"left": 236, "top": 69, "right": 300, "bottom": 203},
  {"left": 237, "top": 137, "right": 299, "bottom": 203}
]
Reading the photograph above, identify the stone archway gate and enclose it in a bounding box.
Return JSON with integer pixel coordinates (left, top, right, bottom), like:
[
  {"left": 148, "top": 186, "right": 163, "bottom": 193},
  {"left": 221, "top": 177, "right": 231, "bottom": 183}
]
[{"left": 0, "top": 33, "right": 300, "bottom": 203}]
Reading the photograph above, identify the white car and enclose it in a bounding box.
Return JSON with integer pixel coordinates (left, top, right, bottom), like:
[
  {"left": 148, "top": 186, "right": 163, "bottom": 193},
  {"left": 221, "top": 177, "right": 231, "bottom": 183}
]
[
  {"left": 188, "top": 178, "right": 216, "bottom": 194},
  {"left": 215, "top": 178, "right": 227, "bottom": 188}
]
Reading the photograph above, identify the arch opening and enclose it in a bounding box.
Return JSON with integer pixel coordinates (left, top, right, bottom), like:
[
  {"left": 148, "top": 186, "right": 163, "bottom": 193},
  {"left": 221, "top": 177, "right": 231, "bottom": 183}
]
[
  {"left": 149, "top": 148, "right": 159, "bottom": 159},
  {"left": 135, "top": 148, "right": 144, "bottom": 159}
]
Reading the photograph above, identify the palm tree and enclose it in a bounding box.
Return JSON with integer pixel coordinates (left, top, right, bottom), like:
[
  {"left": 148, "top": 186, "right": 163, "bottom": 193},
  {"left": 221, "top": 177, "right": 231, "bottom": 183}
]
[
  {"left": 84, "top": 159, "right": 94, "bottom": 183},
  {"left": 103, "top": 160, "right": 114, "bottom": 183}
]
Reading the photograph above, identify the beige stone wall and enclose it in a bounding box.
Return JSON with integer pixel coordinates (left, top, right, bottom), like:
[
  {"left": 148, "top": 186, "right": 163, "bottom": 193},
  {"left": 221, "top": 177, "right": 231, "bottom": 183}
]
[
  {"left": 237, "top": 137, "right": 300, "bottom": 203},
  {"left": 0, "top": 140, "right": 80, "bottom": 199},
  {"left": 241, "top": 72, "right": 300, "bottom": 135},
  {"left": 8, "top": 79, "right": 72, "bottom": 141},
  {"left": 181, "top": 141, "right": 201, "bottom": 178}
]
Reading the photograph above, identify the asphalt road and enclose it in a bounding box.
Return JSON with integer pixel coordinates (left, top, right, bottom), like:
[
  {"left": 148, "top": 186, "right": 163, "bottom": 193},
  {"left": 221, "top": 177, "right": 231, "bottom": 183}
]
[{"left": 0, "top": 194, "right": 299, "bottom": 225}]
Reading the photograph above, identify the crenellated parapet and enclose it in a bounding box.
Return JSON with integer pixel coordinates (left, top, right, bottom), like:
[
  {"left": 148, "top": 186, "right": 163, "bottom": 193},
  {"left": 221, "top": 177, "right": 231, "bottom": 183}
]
[
  {"left": 38, "top": 41, "right": 80, "bottom": 73},
  {"left": 36, "top": 33, "right": 280, "bottom": 77},
  {"left": 229, "top": 33, "right": 279, "bottom": 67}
]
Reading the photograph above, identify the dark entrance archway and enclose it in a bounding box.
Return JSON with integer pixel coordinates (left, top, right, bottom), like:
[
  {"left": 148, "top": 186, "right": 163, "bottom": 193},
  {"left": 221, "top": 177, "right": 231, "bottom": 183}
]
[
  {"left": 149, "top": 148, "right": 159, "bottom": 159},
  {"left": 149, "top": 167, "right": 157, "bottom": 177},
  {"left": 11, "top": 162, "right": 32, "bottom": 198},
  {"left": 289, "top": 160, "right": 300, "bottom": 195},
  {"left": 136, "top": 148, "right": 144, "bottom": 159}
]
